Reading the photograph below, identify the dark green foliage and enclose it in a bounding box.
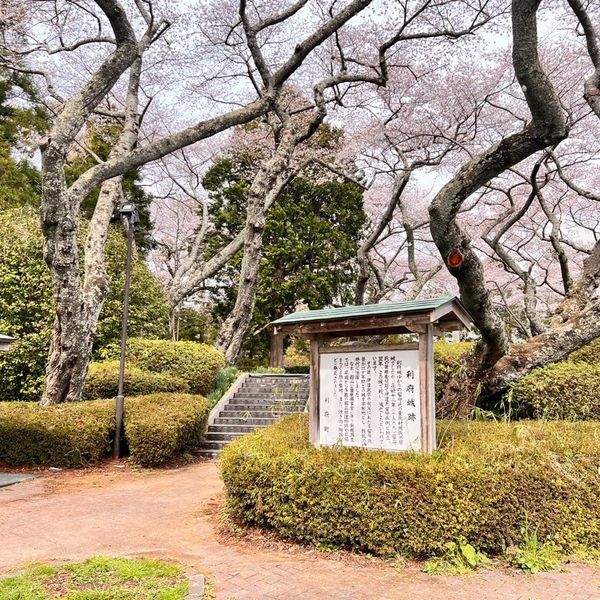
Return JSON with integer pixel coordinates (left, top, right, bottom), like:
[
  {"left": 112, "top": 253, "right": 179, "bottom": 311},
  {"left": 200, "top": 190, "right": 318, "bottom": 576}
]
[
  {"left": 83, "top": 360, "right": 190, "bottom": 399},
  {"left": 64, "top": 123, "right": 155, "bottom": 251},
  {"left": 0, "top": 393, "right": 210, "bottom": 467},
  {"left": 0, "top": 207, "right": 170, "bottom": 401},
  {"left": 0, "top": 400, "right": 114, "bottom": 466},
  {"left": 93, "top": 229, "right": 171, "bottom": 351},
  {"left": 125, "top": 393, "right": 210, "bottom": 466},
  {"left": 511, "top": 362, "right": 600, "bottom": 420},
  {"left": 99, "top": 338, "right": 225, "bottom": 396},
  {"left": 0, "top": 67, "right": 47, "bottom": 211},
  {"left": 221, "top": 415, "right": 600, "bottom": 558},
  {"left": 433, "top": 340, "right": 473, "bottom": 402},
  {"left": 203, "top": 147, "right": 367, "bottom": 366}
]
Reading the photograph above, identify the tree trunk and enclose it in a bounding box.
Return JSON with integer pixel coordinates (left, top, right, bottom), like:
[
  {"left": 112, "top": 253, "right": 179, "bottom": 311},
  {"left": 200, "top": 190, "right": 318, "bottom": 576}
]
[
  {"left": 216, "top": 126, "right": 298, "bottom": 364},
  {"left": 438, "top": 240, "right": 600, "bottom": 416},
  {"left": 429, "top": 0, "right": 567, "bottom": 369}
]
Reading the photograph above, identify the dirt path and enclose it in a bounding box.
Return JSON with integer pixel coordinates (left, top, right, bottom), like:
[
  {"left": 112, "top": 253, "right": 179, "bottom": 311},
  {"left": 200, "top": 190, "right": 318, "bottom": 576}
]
[{"left": 0, "top": 461, "right": 598, "bottom": 600}]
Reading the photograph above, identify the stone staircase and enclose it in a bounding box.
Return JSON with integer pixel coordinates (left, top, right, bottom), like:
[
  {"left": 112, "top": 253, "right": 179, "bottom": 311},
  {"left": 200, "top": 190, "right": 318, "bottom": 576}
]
[{"left": 196, "top": 374, "right": 309, "bottom": 458}]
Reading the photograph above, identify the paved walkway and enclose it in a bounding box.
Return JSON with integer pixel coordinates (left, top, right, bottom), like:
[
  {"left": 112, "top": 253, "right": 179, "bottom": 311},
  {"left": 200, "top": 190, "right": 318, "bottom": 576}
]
[{"left": 0, "top": 461, "right": 598, "bottom": 600}]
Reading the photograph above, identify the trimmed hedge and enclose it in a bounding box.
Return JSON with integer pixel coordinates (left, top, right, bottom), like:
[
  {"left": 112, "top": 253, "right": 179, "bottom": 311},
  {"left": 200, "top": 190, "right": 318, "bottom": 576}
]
[
  {"left": 0, "top": 393, "right": 210, "bottom": 467},
  {"left": 100, "top": 338, "right": 225, "bottom": 395},
  {"left": 221, "top": 414, "right": 600, "bottom": 558},
  {"left": 83, "top": 360, "right": 189, "bottom": 399},
  {"left": 568, "top": 337, "right": 600, "bottom": 365},
  {"left": 0, "top": 400, "right": 114, "bottom": 466},
  {"left": 511, "top": 362, "right": 600, "bottom": 420},
  {"left": 125, "top": 393, "right": 209, "bottom": 466},
  {"left": 433, "top": 340, "right": 473, "bottom": 401}
]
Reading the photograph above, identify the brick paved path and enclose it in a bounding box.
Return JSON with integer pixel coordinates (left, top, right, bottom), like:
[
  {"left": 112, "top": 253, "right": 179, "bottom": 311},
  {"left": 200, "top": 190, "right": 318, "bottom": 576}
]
[{"left": 0, "top": 461, "right": 598, "bottom": 600}]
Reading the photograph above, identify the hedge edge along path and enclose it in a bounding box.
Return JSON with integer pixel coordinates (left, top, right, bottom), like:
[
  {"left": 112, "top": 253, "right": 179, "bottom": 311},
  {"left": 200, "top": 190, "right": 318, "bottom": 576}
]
[{"left": 220, "top": 414, "right": 600, "bottom": 558}]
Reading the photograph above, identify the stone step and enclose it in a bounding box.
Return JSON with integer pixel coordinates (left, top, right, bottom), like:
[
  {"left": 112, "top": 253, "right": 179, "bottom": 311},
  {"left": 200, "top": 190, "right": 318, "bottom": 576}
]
[
  {"left": 195, "top": 449, "right": 220, "bottom": 458},
  {"left": 233, "top": 393, "right": 308, "bottom": 400},
  {"left": 200, "top": 440, "right": 229, "bottom": 450},
  {"left": 247, "top": 376, "right": 308, "bottom": 381},
  {"left": 214, "top": 417, "right": 277, "bottom": 426},
  {"left": 196, "top": 375, "right": 309, "bottom": 456},
  {"left": 223, "top": 404, "right": 305, "bottom": 413},
  {"left": 241, "top": 381, "right": 309, "bottom": 388},
  {"left": 218, "top": 409, "right": 304, "bottom": 419},
  {"left": 205, "top": 431, "right": 246, "bottom": 442},
  {"left": 229, "top": 396, "right": 306, "bottom": 404},
  {"left": 207, "top": 424, "right": 269, "bottom": 433}
]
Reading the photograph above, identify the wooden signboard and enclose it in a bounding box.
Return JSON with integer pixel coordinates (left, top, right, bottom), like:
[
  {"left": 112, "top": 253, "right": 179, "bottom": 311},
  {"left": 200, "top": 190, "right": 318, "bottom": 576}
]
[
  {"left": 310, "top": 337, "right": 436, "bottom": 453},
  {"left": 318, "top": 346, "right": 423, "bottom": 451},
  {"left": 272, "top": 296, "right": 472, "bottom": 455}
]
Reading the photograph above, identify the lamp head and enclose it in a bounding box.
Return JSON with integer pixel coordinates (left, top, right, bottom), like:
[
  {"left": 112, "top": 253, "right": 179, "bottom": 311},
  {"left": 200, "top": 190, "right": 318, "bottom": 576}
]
[{"left": 119, "top": 202, "right": 139, "bottom": 225}]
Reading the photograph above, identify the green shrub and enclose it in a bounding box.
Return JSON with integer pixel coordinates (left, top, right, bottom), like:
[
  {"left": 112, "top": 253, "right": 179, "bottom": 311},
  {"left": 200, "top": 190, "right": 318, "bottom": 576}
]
[
  {"left": 0, "top": 400, "right": 114, "bottom": 466},
  {"left": 433, "top": 340, "right": 473, "bottom": 401},
  {"left": 83, "top": 360, "right": 189, "bottom": 399},
  {"left": 568, "top": 337, "right": 600, "bottom": 365},
  {"left": 207, "top": 366, "right": 241, "bottom": 406},
  {"left": 511, "top": 362, "right": 600, "bottom": 420},
  {"left": 0, "top": 207, "right": 170, "bottom": 402},
  {"left": 100, "top": 338, "right": 225, "bottom": 395},
  {"left": 125, "top": 393, "right": 210, "bottom": 466},
  {"left": 221, "top": 415, "right": 600, "bottom": 558}
]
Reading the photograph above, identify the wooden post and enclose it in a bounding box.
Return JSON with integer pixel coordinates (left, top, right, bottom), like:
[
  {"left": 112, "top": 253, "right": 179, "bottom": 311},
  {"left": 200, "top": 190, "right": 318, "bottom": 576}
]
[
  {"left": 419, "top": 324, "right": 436, "bottom": 453},
  {"left": 309, "top": 335, "right": 320, "bottom": 447},
  {"left": 269, "top": 328, "right": 284, "bottom": 368}
]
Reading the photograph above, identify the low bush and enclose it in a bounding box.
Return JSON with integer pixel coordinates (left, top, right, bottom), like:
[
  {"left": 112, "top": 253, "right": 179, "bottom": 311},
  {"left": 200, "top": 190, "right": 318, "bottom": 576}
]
[
  {"left": 208, "top": 366, "right": 241, "bottom": 406},
  {"left": 0, "top": 400, "right": 114, "bottom": 466},
  {"left": 433, "top": 340, "right": 473, "bottom": 401},
  {"left": 568, "top": 337, "right": 600, "bottom": 365},
  {"left": 511, "top": 362, "right": 600, "bottom": 420},
  {"left": 221, "top": 415, "right": 600, "bottom": 558},
  {"left": 83, "top": 360, "right": 189, "bottom": 399},
  {"left": 125, "top": 393, "right": 210, "bottom": 466},
  {"left": 99, "top": 338, "right": 225, "bottom": 395}
]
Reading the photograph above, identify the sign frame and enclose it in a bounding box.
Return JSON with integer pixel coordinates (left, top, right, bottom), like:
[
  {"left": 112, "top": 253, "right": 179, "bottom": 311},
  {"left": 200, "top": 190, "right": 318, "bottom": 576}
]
[{"left": 309, "top": 329, "right": 436, "bottom": 453}]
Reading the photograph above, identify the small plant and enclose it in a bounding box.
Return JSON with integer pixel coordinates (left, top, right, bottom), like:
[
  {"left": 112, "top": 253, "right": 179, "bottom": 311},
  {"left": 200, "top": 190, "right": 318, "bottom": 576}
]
[
  {"left": 506, "top": 526, "right": 562, "bottom": 574},
  {"left": 424, "top": 539, "right": 491, "bottom": 575},
  {"left": 208, "top": 366, "right": 241, "bottom": 406}
]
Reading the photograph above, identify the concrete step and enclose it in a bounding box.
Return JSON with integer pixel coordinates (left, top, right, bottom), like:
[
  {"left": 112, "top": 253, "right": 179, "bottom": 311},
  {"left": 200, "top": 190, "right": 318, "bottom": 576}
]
[
  {"left": 205, "top": 431, "right": 246, "bottom": 442},
  {"left": 248, "top": 373, "right": 308, "bottom": 381},
  {"left": 195, "top": 449, "right": 220, "bottom": 459},
  {"left": 214, "top": 417, "right": 277, "bottom": 426},
  {"left": 229, "top": 396, "right": 306, "bottom": 404},
  {"left": 218, "top": 409, "right": 304, "bottom": 419},
  {"left": 225, "top": 403, "right": 304, "bottom": 417},
  {"left": 200, "top": 440, "right": 229, "bottom": 450},
  {"left": 196, "top": 374, "right": 309, "bottom": 456},
  {"left": 242, "top": 380, "right": 308, "bottom": 386},
  {"left": 232, "top": 393, "right": 308, "bottom": 400},
  {"left": 208, "top": 424, "right": 269, "bottom": 433}
]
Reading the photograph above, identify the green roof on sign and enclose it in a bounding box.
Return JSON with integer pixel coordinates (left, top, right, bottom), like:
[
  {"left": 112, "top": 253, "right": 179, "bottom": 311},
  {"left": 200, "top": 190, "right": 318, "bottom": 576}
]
[{"left": 271, "top": 295, "right": 463, "bottom": 325}]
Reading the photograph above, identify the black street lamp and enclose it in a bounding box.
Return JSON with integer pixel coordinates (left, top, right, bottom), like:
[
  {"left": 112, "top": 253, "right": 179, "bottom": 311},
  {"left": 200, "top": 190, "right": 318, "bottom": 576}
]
[{"left": 113, "top": 202, "right": 139, "bottom": 459}]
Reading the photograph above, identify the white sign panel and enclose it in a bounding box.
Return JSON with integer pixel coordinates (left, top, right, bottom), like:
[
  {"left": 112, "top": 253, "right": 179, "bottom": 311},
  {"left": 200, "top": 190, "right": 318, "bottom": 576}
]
[{"left": 319, "top": 349, "right": 421, "bottom": 451}]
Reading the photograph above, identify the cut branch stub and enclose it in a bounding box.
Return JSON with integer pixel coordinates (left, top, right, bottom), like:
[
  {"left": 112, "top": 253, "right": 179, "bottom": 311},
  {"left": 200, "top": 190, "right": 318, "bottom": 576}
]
[{"left": 447, "top": 249, "right": 464, "bottom": 268}]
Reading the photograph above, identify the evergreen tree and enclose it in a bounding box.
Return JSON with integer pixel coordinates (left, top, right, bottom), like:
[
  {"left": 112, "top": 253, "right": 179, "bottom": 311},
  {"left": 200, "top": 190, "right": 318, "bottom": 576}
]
[{"left": 204, "top": 153, "right": 367, "bottom": 365}]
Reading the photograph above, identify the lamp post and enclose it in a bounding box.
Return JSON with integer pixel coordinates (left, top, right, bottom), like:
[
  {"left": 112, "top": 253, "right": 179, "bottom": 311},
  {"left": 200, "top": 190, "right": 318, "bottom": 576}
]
[{"left": 113, "top": 202, "right": 139, "bottom": 459}]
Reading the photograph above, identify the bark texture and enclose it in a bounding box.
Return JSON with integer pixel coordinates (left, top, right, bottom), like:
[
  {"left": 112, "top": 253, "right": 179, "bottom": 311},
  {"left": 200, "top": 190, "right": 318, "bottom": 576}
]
[{"left": 428, "top": 0, "right": 568, "bottom": 369}]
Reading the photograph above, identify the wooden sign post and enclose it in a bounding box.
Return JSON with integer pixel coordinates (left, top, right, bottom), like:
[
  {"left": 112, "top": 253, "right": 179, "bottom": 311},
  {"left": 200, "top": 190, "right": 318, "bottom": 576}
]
[{"left": 272, "top": 296, "right": 472, "bottom": 454}]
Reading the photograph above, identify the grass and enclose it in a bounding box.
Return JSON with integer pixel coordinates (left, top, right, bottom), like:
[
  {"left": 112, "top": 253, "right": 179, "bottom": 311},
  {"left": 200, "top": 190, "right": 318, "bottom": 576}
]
[
  {"left": 0, "top": 557, "right": 189, "bottom": 599},
  {"left": 506, "top": 526, "right": 563, "bottom": 574}
]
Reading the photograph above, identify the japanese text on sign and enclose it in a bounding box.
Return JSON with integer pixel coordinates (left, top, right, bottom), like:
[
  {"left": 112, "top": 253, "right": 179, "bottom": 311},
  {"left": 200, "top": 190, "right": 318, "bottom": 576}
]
[{"left": 319, "top": 349, "right": 421, "bottom": 451}]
